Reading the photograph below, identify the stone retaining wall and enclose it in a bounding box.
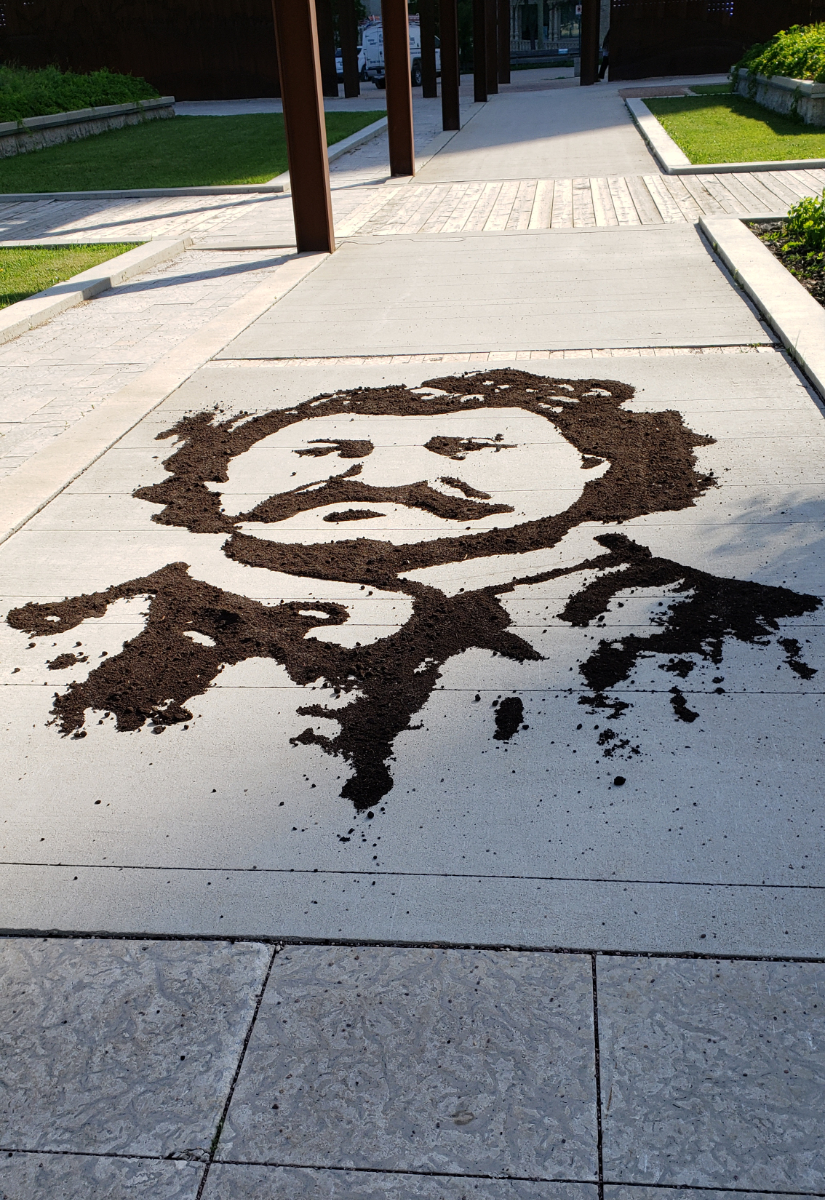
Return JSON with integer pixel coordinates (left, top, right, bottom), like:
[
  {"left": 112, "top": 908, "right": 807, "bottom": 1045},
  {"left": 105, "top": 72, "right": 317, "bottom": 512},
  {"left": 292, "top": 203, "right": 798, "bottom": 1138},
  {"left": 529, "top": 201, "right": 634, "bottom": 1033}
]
[
  {"left": 734, "top": 73, "right": 825, "bottom": 127},
  {"left": 0, "top": 97, "right": 175, "bottom": 158}
]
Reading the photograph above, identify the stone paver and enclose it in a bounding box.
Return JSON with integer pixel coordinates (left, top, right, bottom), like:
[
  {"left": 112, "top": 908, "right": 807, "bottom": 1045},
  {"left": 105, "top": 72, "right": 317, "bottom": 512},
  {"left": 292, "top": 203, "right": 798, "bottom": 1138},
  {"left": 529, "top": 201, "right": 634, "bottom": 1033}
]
[
  {"left": 0, "top": 1154, "right": 203, "bottom": 1199},
  {"left": 217, "top": 946, "right": 597, "bottom": 1179},
  {"left": 0, "top": 938, "right": 272, "bottom": 1156},
  {"left": 341, "top": 169, "right": 824, "bottom": 236},
  {"left": 598, "top": 957, "right": 825, "bottom": 1192},
  {"left": 0, "top": 248, "right": 293, "bottom": 478}
]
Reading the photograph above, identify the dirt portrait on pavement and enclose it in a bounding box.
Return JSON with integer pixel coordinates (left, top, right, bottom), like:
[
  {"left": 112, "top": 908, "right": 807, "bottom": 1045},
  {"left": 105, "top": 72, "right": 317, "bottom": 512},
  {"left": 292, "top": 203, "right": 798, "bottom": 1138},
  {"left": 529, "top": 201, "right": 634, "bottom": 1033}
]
[{"left": 7, "top": 368, "right": 821, "bottom": 811}]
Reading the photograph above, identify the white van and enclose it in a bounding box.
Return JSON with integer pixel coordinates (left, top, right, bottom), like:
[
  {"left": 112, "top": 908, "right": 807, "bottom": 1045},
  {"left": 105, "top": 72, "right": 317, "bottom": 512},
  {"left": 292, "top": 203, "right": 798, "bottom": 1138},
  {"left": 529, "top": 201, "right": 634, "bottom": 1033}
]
[{"left": 361, "top": 21, "right": 440, "bottom": 88}]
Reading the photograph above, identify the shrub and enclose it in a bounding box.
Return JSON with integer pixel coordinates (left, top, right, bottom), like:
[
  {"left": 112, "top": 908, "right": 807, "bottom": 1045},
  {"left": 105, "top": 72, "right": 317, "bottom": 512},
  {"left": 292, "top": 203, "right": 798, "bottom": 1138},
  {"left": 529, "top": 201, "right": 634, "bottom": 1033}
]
[
  {"left": 733, "top": 23, "right": 825, "bottom": 86},
  {"left": 0, "top": 65, "right": 159, "bottom": 123},
  {"left": 784, "top": 188, "right": 825, "bottom": 255}
]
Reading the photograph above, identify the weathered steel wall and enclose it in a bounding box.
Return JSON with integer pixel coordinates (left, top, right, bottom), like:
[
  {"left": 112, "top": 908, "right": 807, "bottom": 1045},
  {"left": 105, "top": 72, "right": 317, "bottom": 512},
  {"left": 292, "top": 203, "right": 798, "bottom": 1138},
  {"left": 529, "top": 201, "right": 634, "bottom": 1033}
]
[
  {"left": 610, "top": 0, "right": 825, "bottom": 81},
  {"left": 0, "top": 0, "right": 281, "bottom": 99}
]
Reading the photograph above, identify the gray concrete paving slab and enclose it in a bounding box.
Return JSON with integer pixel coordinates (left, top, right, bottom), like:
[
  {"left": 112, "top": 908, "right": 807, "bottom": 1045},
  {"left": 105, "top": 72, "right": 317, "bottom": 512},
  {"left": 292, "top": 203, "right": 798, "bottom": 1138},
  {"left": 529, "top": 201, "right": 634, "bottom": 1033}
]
[
  {"left": 597, "top": 956, "right": 825, "bottom": 1192},
  {"left": 416, "top": 89, "right": 658, "bottom": 182},
  {"left": 1, "top": 355, "right": 824, "bottom": 953},
  {"left": 0, "top": 937, "right": 271, "bottom": 1156},
  {"left": 217, "top": 228, "right": 771, "bottom": 359},
  {"left": 217, "top": 946, "right": 598, "bottom": 1180},
  {"left": 0, "top": 1153, "right": 203, "bottom": 1199},
  {"left": 203, "top": 1164, "right": 593, "bottom": 1198}
]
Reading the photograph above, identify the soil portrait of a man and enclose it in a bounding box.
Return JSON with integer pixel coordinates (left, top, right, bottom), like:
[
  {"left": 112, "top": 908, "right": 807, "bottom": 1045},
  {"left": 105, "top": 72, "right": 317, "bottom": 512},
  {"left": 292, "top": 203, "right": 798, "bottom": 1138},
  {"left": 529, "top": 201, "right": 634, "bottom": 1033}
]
[{"left": 7, "top": 368, "right": 820, "bottom": 812}]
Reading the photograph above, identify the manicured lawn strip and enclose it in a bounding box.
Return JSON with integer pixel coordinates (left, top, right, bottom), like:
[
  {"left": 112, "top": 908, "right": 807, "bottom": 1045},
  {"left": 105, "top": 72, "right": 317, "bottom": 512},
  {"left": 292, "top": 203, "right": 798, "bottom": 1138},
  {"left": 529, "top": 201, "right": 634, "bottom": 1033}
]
[
  {"left": 0, "top": 243, "right": 138, "bottom": 309},
  {"left": 646, "top": 95, "right": 825, "bottom": 164},
  {"left": 0, "top": 112, "right": 386, "bottom": 192},
  {"left": 689, "top": 84, "right": 734, "bottom": 95}
]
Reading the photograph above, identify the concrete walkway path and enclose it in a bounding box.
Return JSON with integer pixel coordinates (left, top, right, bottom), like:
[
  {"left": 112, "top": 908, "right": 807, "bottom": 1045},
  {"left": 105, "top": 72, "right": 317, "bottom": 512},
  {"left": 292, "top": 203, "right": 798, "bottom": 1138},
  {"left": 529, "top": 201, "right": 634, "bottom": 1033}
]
[{"left": 1, "top": 72, "right": 824, "bottom": 1200}]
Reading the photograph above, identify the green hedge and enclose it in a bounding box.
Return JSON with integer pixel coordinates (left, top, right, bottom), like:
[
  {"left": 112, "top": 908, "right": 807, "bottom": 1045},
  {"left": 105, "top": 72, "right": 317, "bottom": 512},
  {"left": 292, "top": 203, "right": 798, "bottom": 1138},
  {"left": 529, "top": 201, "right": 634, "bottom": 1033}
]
[
  {"left": 733, "top": 23, "right": 825, "bottom": 85},
  {"left": 0, "top": 66, "right": 159, "bottom": 124}
]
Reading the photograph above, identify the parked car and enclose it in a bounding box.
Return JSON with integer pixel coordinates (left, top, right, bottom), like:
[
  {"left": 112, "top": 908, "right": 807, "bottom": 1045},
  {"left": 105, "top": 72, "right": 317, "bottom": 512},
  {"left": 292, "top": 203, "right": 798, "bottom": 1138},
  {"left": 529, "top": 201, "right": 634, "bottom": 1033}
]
[
  {"left": 361, "top": 21, "right": 440, "bottom": 88},
  {"left": 335, "top": 46, "right": 367, "bottom": 82}
]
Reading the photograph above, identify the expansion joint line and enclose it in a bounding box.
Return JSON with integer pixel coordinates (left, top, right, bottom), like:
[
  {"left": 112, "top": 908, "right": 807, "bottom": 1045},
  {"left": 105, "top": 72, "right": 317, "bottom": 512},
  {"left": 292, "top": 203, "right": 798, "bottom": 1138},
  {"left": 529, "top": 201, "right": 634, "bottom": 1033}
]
[{"left": 195, "top": 943, "right": 280, "bottom": 1199}]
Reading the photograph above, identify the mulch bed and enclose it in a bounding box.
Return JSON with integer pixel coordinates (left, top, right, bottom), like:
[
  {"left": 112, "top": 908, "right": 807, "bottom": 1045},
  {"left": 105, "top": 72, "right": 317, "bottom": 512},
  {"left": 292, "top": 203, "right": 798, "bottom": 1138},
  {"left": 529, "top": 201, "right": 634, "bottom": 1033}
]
[{"left": 753, "top": 220, "right": 825, "bottom": 308}]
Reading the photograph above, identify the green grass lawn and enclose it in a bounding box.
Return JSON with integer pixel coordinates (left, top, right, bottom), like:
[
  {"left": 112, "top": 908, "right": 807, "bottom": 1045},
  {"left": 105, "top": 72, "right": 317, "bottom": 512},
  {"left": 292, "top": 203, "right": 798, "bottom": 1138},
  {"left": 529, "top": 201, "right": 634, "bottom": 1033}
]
[
  {"left": 0, "top": 111, "right": 386, "bottom": 193},
  {"left": 0, "top": 244, "right": 138, "bottom": 308},
  {"left": 646, "top": 94, "right": 825, "bottom": 164}
]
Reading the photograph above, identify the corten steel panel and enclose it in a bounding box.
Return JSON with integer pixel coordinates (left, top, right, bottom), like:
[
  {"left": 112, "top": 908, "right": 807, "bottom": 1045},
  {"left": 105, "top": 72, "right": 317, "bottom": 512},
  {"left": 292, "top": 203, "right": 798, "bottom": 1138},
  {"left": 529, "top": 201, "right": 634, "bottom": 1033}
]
[
  {"left": 473, "top": 0, "right": 488, "bottom": 102},
  {"left": 420, "top": 0, "right": 438, "bottom": 97},
  {"left": 485, "top": 0, "right": 499, "bottom": 95},
  {"left": 580, "top": 0, "right": 601, "bottom": 84},
  {"left": 611, "top": 0, "right": 825, "bottom": 82},
  {"left": 441, "top": 0, "right": 462, "bottom": 129},
  {"left": 340, "top": 0, "right": 361, "bottom": 97},
  {"left": 315, "top": 0, "right": 339, "bottom": 98},
  {"left": 383, "top": 0, "right": 416, "bottom": 176},
  {"left": 272, "top": 0, "right": 335, "bottom": 254},
  {"left": 0, "top": 0, "right": 281, "bottom": 100},
  {"left": 498, "top": 0, "right": 511, "bottom": 84}
]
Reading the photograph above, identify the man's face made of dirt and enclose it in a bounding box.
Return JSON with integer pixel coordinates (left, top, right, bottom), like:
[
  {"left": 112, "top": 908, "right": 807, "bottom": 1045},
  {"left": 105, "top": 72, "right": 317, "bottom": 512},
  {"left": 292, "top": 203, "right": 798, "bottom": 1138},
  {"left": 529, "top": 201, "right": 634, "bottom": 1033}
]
[
  {"left": 140, "top": 370, "right": 713, "bottom": 589},
  {"left": 213, "top": 407, "right": 608, "bottom": 549}
]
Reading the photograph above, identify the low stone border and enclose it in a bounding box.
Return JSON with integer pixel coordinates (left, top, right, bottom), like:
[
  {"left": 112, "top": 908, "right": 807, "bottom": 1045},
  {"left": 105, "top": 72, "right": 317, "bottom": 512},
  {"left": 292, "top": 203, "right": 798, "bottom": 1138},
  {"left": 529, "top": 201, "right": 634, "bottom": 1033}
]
[
  {"left": 0, "top": 238, "right": 191, "bottom": 347},
  {"left": 0, "top": 97, "right": 175, "bottom": 159},
  {"left": 625, "top": 97, "right": 825, "bottom": 175},
  {"left": 700, "top": 214, "right": 825, "bottom": 400},
  {"left": 734, "top": 73, "right": 825, "bottom": 126}
]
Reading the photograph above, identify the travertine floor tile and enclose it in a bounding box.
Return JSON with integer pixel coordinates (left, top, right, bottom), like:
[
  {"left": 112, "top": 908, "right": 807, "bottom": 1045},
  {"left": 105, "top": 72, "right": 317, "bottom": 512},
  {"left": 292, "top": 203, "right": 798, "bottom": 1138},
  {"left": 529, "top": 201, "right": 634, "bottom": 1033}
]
[
  {"left": 0, "top": 938, "right": 271, "bottom": 1156},
  {"left": 598, "top": 956, "right": 825, "bottom": 1191},
  {"left": 218, "top": 946, "right": 598, "bottom": 1180}
]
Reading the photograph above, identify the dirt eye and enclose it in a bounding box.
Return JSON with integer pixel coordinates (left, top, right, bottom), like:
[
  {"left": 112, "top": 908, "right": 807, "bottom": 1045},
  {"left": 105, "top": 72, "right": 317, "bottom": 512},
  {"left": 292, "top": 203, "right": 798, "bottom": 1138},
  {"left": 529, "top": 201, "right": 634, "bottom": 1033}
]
[
  {"left": 294, "top": 439, "right": 373, "bottom": 459},
  {"left": 425, "top": 435, "right": 515, "bottom": 460}
]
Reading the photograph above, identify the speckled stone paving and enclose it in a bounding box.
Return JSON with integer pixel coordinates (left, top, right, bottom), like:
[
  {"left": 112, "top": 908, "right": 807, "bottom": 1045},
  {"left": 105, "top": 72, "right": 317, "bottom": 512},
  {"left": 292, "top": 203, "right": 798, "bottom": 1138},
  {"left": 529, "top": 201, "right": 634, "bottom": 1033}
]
[{"left": 1, "top": 941, "right": 822, "bottom": 1196}]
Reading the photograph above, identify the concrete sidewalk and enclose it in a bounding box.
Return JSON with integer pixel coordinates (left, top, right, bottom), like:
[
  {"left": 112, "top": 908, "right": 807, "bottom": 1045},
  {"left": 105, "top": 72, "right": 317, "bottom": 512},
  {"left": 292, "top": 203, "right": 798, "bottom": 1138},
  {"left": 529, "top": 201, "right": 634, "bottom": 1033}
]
[{"left": 1, "top": 73, "right": 824, "bottom": 1200}]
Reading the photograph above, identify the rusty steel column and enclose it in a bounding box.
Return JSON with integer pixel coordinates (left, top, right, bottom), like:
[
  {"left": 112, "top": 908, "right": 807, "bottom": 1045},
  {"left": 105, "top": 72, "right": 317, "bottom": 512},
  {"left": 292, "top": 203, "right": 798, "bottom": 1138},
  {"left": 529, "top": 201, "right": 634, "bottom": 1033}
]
[
  {"left": 473, "top": 0, "right": 487, "bottom": 103},
  {"left": 579, "top": 0, "right": 600, "bottom": 85},
  {"left": 420, "top": 0, "right": 438, "bottom": 98},
  {"left": 271, "top": 0, "right": 335, "bottom": 253},
  {"left": 497, "top": 0, "right": 510, "bottom": 84},
  {"left": 440, "top": 0, "right": 461, "bottom": 130},
  {"left": 485, "top": 0, "right": 498, "bottom": 95},
  {"left": 382, "top": 0, "right": 415, "bottom": 176},
  {"left": 315, "top": 0, "right": 339, "bottom": 97},
  {"left": 340, "top": 0, "right": 360, "bottom": 97}
]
